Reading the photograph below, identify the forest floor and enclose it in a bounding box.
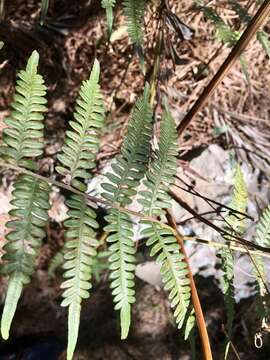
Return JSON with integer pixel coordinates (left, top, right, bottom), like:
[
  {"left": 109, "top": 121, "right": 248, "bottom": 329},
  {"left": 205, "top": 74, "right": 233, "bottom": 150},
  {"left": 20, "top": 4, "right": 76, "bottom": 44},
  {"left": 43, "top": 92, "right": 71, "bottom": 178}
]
[{"left": 0, "top": 0, "right": 270, "bottom": 359}]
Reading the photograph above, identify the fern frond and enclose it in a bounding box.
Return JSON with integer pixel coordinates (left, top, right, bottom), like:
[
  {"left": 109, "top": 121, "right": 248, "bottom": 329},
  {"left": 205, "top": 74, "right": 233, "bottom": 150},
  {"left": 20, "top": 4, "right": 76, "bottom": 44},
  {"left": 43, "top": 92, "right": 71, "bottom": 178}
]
[
  {"left": 227, "top": 164, "right": 248, "bottom": 233},
  {"left": 1, "top": 174, "right": 50, "bottom": 339},
  {"left": 48, "top": 249, "right": 65, "bottom": 278},
  {"left": 123, "top": 0, "right": 145, "bottom": 50},
  {"left": 138, "top": 109, "right": 178, "bottom": 217},
  {"left": 102, "top": 84, "right": 152, "bottom": 206},
  {"left": 101, "top": 0, "right": 116, "bottom": 37},
  {"left": 101, "top": 84, "right": 153, "bottom": 339},
  {"left": 139, "top": 110, "right": 192, "bottom": 334},
  {"left": 219, "top": 164, "right": 248, "bottom": 356},
  {"left": 254, "top": 205, "right": 270, "bottom": 249},
  {"left": 252, "top": 205, "right": 270, "bottom": 329},
  {"left": 2, "top": 51, "right": 47, "bottom": 170},
  {"left": 61, "top": 194, "right": 99, "bottom": 360},
  {"left": 56, "top": 59, "right": 105, "bottom": 191},
  {"left": 57, "top": 60, "right": 105, "bottom": 359},
  {"left": 106, "top": 209, "right": 136, "bottom": 339},
  {"left": 203, "top": 7, "right": 239, "bottom": 47},
  {"left": 229, "top": 0, "right": 270, "bottom": 59},
  {"left": 57, "top": 59, "right": 105, "bottom": 359},
  {"left": 40, "top": 0, "right": 49, "bottom": 25}
]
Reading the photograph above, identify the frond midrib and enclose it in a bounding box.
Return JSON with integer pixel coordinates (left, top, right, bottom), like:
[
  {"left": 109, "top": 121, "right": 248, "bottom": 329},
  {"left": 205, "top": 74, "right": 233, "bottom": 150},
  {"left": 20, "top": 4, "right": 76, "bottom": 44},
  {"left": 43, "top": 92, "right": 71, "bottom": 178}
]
[
  {"left": 12, "top": 177, "right": 39, "bottom": 273},
  {"left": 68, "top": 85, "right": 98, "bottom": 181},
  {"left": 14, "top": 73, "right": 38, "bottom": 165}
]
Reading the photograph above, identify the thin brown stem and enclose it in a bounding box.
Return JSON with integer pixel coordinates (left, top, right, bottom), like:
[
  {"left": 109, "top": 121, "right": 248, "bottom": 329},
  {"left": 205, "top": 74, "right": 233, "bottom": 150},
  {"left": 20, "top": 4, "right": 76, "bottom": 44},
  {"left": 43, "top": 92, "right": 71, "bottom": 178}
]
[
  {"left": 177, "top": 0, "right": 270, "bottom": 135},
  {"left": 167, "top": 211, "right": 213, "bottom": 360}
]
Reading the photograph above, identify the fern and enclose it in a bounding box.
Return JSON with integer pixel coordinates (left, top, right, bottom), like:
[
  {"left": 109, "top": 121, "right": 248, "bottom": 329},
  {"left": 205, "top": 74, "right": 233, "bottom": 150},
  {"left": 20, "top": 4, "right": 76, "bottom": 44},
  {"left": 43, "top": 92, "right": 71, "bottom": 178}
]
[
  {"left": 40, "top": 0, "right": 49, "bottom": 25},
  {"left": 101, "top": 84, "right": 153, "bottom": 339},
  {"left": 56, "top": 59, "right": 104, "bottom": 192},
  {"left": 61, "top": 194, "right": 99, "bottom": 360},
  {"left": 219, "top": 164, "right": 248, "bottom": 357},
  {"left": 229, "top": 0, "right": 270, "bottom": 59},
  {"left": 123, "top": 0, "right": 145, "bottom": 54},
  {"left": 139, "top": 110, "right": 192, "bottom": 336},
  {"left": 0, "top": 51, "right": 49, "bottom": 340},
  {"left": 252, "top": 205, "right": 270, "bottom": 331},
  {"left": 201, "top": 6, "right": 251, "bottom": 82},
  {"left": 56, "top": 60, "right": 105, "bottom": 360},
  {"left": 101, "top": 0, "right": 116, "bottom": 37},
  {"left": 1, "top": 175, "right": 50, "bottom": 339},
  {"left": 48, "top": 249, "right": 65, "bottom": 278},
  {"left": 2, "top": 51, "right": 47, "bottom": 170}
]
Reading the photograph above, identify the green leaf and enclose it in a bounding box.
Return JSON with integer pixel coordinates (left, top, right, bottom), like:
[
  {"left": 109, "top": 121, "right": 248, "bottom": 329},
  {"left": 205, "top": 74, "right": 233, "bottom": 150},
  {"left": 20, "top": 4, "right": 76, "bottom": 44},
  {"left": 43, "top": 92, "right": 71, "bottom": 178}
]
[
  {"left": 139, "top": 110, "right": 192, "bottom": 334},
  {"left": 56, "top": 59, "right": 105, "bottom": 190},
  {"left": 101, "top": 84, "right": 153, "bottom": 339},
  {"left": 2, "top": 50, "right": 47, "bottom": 170},
  {"left": 101, "top": 0, "right": 116, "bottom": 37},
  {"left": 123, "top": 0, "right": 145, "bottom": 68},
  {"left": 61, "top": 194, "right": 99, "bottom": 358},
  {"left": 1, "top": 175, "right": 50, "bottom": 340},
  {"left": 1, "top": 273, "right": 24, "bottom": 340},
  {"left": 219, "top": 164, "right": 248, "bottom": 356},
  {"left": 40, "top": 0, "right": 49, "bottom": 25},
  {"left": 67, "top": 302, "right": 81, "bottom": 360}
]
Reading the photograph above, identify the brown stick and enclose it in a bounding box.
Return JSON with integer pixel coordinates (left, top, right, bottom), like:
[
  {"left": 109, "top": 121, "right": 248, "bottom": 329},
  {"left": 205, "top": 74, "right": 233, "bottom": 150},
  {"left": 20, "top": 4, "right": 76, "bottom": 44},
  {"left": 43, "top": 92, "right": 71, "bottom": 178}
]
[
  {"left": 166, "top": 211, "right": 213, "bottom": 360},
  {"left": 177, "top": 0, "right": 270, "bottom": 135}
]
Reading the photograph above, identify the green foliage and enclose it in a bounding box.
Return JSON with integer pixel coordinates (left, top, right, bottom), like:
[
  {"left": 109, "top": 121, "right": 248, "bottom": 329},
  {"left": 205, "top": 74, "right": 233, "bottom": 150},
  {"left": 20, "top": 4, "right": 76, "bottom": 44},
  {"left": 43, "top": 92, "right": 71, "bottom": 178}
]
[
  {"left": 229, "top": 0, "right": 270, "bottom": 58},
  {"left": 0, "top": 51, "right": 50, "bottom": 341},
  {"left": 202, "top": 6, "right": 239, "bottom": 47},
  {"left": 219, "top": 164, "right": 248, "bottom": 357},
  {"left": 48, "top": 250, "right": 65, "bottom": 278},
  {"left": 2, "top": 51, "right": 47, "bottom": 170},
  {"left": 61, "top": 194, "right": 99, "bottom": 360},
  {"left": 252, "top": 205, "right": 270, "bottom": 331},
  {"left": 139, "top": 111, "right": 193, "bottom": 337},
  {"left": 40, "top": 0, "right": 49, "bottom": 25},
  {"left": 102, "top": 84, "right": 152, "bottom": 206},
  {"left": 56, "top": 59, "right": 105, "bottom": 192},
  {"left": 1, "top": 175, "right": 50, "bottom": 340},
  {"left": 101, "top": 84, "right": 153, "bottom": 339},
  {"left": 56, "top": 60, "right": 105, "bottom": 359},
  {"left": 199, "top": 2, "right": 270, "bottom": 82},
  {"left": 123, "top": 0, "right": 145, "bottom": 49},
  {"left": 101, "top": 0, "right": 116, "bottom": 37}
]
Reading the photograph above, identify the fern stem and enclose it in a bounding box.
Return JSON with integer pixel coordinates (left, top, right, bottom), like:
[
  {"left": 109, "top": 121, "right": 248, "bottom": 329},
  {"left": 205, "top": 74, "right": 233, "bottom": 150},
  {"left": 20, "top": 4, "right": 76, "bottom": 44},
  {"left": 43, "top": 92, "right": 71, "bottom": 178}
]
[
  {"left": 167, "top": 212, "right": 213, "bottom": 360},
  {"left": 183, "top": 236, "right": 270, "bottom": 259},
  {"left": 177, "top": 0, "right": 270, "bottom": 135},
  {"left": 0, "top": 160, "right": 160, "bottom": 224},
  {"left": 2, "top": 161, "right": 270, "bottom": 260}
]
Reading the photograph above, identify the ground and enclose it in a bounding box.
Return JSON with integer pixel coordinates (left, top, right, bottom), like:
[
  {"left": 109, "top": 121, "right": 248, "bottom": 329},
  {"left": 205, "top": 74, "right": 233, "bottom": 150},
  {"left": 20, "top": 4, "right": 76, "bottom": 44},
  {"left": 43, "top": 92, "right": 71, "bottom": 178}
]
[{"left": 0, "top": 0, "right": 270, "bottom": 359}]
